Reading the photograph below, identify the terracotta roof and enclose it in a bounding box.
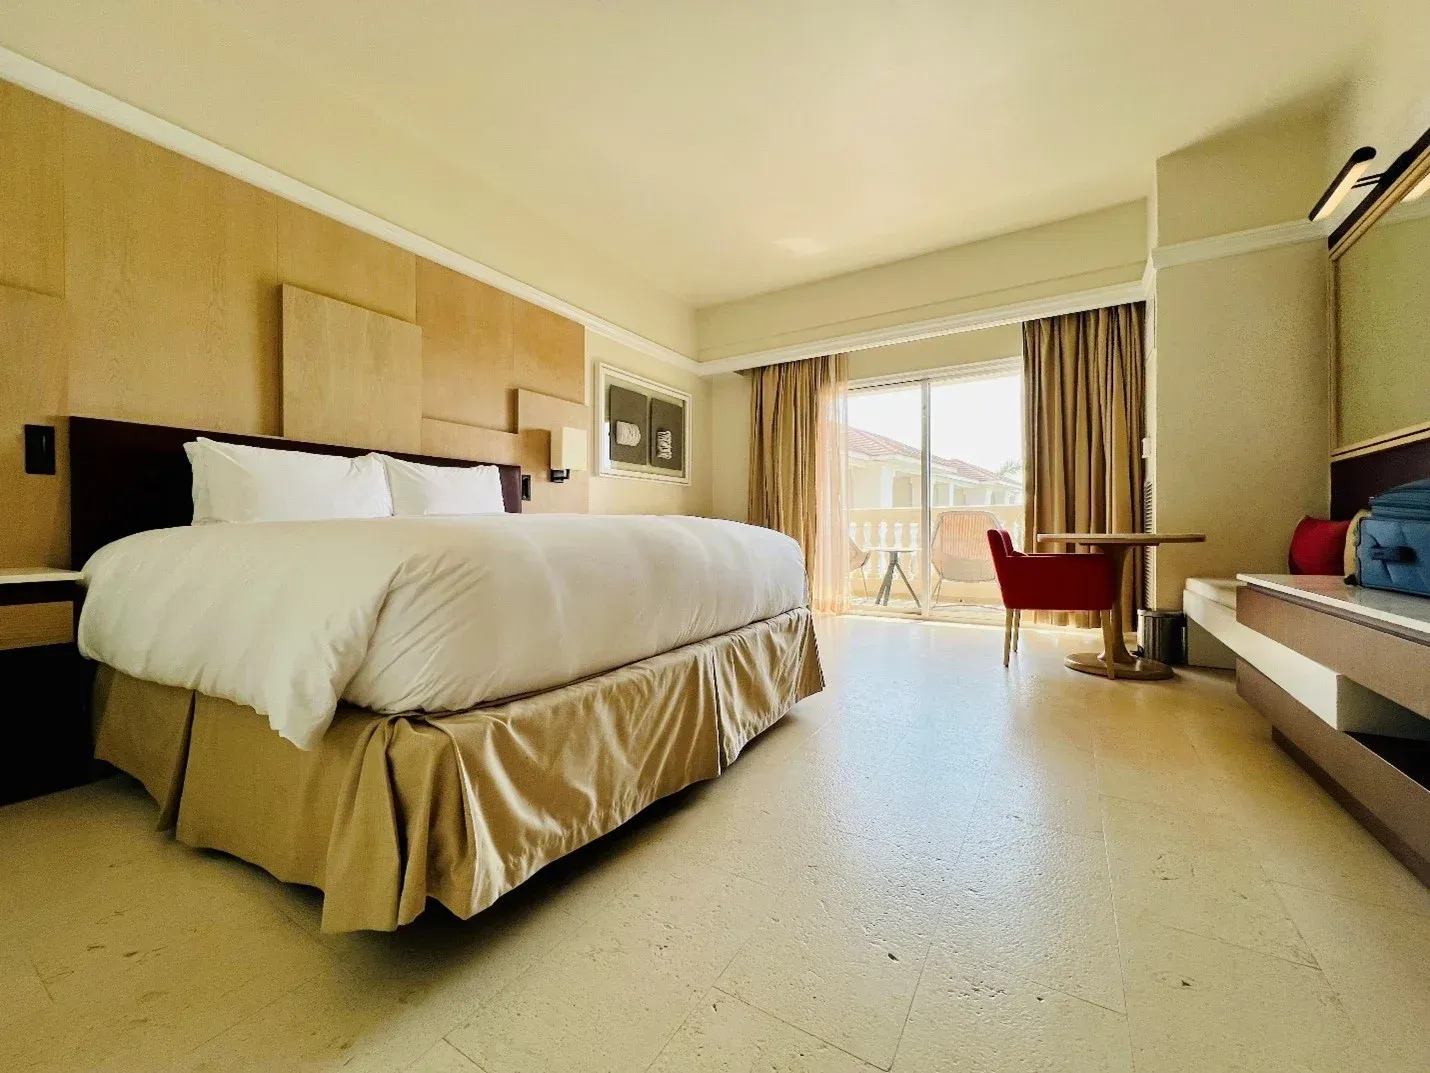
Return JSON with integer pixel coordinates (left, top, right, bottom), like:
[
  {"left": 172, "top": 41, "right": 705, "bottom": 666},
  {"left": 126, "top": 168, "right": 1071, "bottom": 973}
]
[{"left": 847, "top": 427, "right": 1015, "bottom": 485}]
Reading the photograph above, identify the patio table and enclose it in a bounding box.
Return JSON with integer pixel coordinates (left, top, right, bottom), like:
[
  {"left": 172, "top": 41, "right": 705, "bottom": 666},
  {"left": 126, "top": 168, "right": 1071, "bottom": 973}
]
[{"left": 868, "top": 545, "right": 919, "bottom": 606}]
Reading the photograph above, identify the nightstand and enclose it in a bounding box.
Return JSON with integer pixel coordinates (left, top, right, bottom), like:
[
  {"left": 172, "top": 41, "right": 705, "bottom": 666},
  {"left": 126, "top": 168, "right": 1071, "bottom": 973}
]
[{"left": 0, "top": 567, "right": 93, "bottom": 806}]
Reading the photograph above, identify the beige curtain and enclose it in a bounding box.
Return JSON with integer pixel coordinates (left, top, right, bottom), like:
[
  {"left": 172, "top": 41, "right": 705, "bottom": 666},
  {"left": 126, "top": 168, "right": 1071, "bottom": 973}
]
[
  {"left": 1022, "top": 303, "right": 1145, "bottom": 628},
  {"left": 748, "top": 353, "right": 849, "bottom": 613}
]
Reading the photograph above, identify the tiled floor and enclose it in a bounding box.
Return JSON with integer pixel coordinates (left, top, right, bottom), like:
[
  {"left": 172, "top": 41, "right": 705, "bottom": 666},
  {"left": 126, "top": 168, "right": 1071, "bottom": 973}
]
[{"left": 2, "top": 615, "right": 1428, "bottom": 1072}]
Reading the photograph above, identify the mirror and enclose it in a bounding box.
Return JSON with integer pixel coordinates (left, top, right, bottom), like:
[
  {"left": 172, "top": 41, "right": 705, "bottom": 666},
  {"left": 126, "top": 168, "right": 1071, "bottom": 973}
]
[{"left": 1332, "top": 127, "right": 1430, "bottom": 455}]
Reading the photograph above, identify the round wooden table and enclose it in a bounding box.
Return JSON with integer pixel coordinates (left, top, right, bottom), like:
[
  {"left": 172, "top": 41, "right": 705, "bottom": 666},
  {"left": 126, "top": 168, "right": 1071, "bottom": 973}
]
[{"left": 1036, "top": 532, "right": 1206, "bottom": 681}]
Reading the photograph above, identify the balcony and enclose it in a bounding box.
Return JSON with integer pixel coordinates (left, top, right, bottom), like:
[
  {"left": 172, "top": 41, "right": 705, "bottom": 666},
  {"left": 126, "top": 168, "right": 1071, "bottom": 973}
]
[{"left": 848, "top": 504, "right": 1024, "bottom": 615}]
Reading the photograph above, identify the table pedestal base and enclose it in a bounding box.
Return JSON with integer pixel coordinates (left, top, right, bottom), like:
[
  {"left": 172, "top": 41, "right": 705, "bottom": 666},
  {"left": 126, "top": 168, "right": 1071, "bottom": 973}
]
[{"left": 1064, "top": 651, "right": 1173, "bottom": 681}]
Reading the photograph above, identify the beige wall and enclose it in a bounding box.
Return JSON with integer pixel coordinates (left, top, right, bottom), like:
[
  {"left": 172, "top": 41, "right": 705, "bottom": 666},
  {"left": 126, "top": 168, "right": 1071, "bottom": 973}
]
[
  {"left": 586, "top": 332, "right": 712, "bottom": 517},
  {"left": 1152, "top": 244, "right": 1329, "bottom": 605},
  {"left": 1155, "top": 104, "right": 1330, "bottom": 246},
  {"left": 0, "top": 0, "right": 695, "bottom": 355},
  {"left": 1149, "top": 107, "right": 1334, "bottom": 607},
  {"left": 709, "top": 374, "right": 751, "bottom": 522},
  {"left": 847, "top": 324, "right": 1022, "bottom": 382},
  {"left": 695, "top": 202, "right": 1147, "bottom": 362}
]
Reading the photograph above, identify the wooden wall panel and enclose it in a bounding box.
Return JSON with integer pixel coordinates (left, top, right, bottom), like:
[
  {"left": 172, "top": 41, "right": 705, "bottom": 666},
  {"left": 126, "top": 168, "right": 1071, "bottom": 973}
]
[
  {"left": 0, "top": 81, "right": 64, "bottom": 297},
  {"left": 0, "top": 86, "right": 595, "bottom": 567},
  {"left": 278, "top": 203, "right": 416, "bottom": 322},
  {"left": 516, "top": 389, "right": 590, "bottom": 513},
  {"left": 421, "top": 418, "right": 522, "bottom": 466},
  {"left": 64, "top": 112, "right": 281, "bottom": 435},
  {"left": 281, "top": 285, "right": 422, "bottom": 452},
  {"left": 417, "top": 259, "right": 514, "bottom": 430},
  {"left": 0, "top": 286, "right": 69, "bottom": 567},
  {"left": 513, "top": 299, "right": 585, "bottom": 406}
]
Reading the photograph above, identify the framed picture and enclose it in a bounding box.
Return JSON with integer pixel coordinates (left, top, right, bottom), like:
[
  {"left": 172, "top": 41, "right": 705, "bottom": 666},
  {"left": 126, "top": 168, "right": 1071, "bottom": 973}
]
[{"left": 594, "top": 363, "right": 692, "bottom": 484}]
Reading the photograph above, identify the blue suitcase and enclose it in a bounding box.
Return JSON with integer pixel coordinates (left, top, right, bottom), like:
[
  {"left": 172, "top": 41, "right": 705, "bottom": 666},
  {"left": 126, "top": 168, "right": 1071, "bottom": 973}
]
[{"left": 1356, "top": 478, "right": 1430, "bottom": 597}]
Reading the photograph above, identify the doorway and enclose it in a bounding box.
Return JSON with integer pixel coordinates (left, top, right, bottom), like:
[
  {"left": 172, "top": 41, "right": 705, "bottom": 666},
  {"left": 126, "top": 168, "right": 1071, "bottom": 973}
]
[{"left": 845, "top": 358, "right": 1024, "bottom": 621}]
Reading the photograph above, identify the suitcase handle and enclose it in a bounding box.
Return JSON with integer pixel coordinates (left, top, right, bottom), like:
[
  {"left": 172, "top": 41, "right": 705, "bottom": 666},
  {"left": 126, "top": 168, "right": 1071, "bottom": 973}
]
[{"left": 1367, "top": 544, "right": 1416, "bottom": 563}]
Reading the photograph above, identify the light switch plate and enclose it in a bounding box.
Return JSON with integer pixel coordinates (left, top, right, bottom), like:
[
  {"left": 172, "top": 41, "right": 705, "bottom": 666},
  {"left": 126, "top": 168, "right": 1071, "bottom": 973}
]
[{"left": 24, "top": 424, "right": 56, "bottom": 475}]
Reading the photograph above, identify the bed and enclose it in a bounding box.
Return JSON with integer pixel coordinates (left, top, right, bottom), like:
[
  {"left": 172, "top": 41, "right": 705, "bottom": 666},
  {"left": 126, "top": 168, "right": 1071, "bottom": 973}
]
[{"left": 69, "top": 417, "right": 823, "bottom": 932}]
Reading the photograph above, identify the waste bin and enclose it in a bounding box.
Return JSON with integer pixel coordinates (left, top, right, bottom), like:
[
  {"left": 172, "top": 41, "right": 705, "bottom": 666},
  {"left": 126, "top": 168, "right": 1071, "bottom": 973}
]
[{"left": 1137, "top": 609, "right": 1186, "bottom": 665}]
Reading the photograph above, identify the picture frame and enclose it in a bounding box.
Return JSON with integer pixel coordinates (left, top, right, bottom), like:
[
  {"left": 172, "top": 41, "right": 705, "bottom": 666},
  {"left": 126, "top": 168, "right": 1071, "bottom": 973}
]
[{"left": 594, "top": 363, "right": 692, "bottom": 485}]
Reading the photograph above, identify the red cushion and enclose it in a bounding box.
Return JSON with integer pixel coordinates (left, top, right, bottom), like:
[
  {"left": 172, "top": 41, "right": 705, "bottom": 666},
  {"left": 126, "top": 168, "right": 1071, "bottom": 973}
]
[{"left": 1288, "top": 516, "right": 1351, "bottom": 575}]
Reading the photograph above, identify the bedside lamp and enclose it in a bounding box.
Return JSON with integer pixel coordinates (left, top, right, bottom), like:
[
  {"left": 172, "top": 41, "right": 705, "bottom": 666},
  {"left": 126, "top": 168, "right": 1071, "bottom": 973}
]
[{"left": 550, "top": 426, "right": 587, "bottom": 483}]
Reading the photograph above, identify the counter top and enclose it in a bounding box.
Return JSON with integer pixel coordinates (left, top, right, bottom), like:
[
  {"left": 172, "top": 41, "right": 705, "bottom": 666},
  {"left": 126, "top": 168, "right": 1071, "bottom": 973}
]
[{"left": 1238, "top": 574, "right": 1430, "bottom": 639}]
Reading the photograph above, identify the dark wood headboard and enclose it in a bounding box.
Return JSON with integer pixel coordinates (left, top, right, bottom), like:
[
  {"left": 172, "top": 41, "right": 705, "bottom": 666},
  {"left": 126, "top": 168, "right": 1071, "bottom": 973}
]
[
  {"left": 68, "top": 416, "right": 523, "bottom": 568},
  {"left": 1330, "top": 436, "right": 1430, "bottom": 519}
]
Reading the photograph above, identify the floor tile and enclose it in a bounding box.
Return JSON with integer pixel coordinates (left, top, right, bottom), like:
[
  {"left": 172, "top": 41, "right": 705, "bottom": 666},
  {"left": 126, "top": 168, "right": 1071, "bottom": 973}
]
[
  {"left": 894, "top": 946, "right": 1132, "bottom": 1072},
  {"left": 717, "top": 845, "right": 947, "bottom": 1067},
  {"left": 1101, "top": 796, "right": 1315, "bottom": 966},
  {"left": 1093, "top": 753, "right": 1231, "bottom": 816},
  {"left": 1277, "top": 883, "right": 1430, "bottom": 1071},
  {"left": 1119, "top": 914, "right": 1367, "bottom": 1073},
  {"left": 446, "top": 869, "right": 764, "bottom": 1073},
  {"left": 0, "top": 940, "right": 51, "bottom": 1032},
  {"left": 938, "top": 815, "right": 1124, "bottom": 1013},
  {"left": 0, "top": 618, "right": 1420, "bottom": 1073},
  {"left": 407, "top": 1039, "right": 484, "bottom": 1072},
  {"left": 1216, "top": 766, "right": 1430, "bottom": 917},
  {"left": 976, "top": 745, "right": 1103, "bottom": 839},
  {"left": 649, "top": 989, "right": 877, "bottom": 1073}
]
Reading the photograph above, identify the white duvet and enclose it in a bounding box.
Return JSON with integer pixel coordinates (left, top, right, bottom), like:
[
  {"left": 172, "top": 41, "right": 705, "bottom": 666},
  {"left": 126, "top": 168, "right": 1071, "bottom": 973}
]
[{"left": 79, "top": 515, "right": 807, "bottom": 749}]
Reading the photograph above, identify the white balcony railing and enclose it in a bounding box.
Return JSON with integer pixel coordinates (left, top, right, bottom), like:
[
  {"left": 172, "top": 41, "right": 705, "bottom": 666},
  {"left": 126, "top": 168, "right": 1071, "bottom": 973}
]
[{"left": 848, "top": 504, "right": 1024, "bottom": 607}]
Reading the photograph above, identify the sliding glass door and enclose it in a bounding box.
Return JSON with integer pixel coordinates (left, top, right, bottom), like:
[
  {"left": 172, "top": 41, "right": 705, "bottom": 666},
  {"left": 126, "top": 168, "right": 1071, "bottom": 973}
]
[{"left": 846, "top": 359, "right": 1024, "bottom": 621}]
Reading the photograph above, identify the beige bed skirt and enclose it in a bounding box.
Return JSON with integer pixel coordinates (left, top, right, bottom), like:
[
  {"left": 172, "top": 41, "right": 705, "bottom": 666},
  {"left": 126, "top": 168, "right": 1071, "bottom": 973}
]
[{"left": 91, "top": 608, "right": 823, "bottom": 932}]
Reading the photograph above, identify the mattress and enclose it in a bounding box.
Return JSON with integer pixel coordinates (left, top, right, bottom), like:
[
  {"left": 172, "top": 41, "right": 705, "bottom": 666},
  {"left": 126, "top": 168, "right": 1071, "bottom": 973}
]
[{"left": 79, "top": 514, "right": 808, "bottom": 748}]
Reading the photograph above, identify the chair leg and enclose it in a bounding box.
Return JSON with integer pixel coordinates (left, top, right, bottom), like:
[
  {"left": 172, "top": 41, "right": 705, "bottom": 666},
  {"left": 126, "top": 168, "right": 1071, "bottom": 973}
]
[
  {"left": 1013, "top": 609, "right": 1021, "bottom": 652},
  {"left": 1101, "top": 611, "right": 1118, "bottom": 680},
  {"left": 1003, "top": 609, "right": 1014, "bottom": 667},
  {"left": 932, "top": 577, "right": 944, "bottom": 608}
]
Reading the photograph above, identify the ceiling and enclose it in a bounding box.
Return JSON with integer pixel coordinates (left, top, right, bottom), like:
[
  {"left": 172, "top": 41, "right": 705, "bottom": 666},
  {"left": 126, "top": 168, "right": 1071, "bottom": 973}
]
[{"left": 196, "top": 0, "right": 1368, "bottom": 306}]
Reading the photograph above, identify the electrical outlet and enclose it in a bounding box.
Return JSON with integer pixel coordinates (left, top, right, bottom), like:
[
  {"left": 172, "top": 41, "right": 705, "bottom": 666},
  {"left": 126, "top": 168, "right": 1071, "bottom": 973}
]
[{"left": 24, "top": 424, "right": 56, "bottom": 475}]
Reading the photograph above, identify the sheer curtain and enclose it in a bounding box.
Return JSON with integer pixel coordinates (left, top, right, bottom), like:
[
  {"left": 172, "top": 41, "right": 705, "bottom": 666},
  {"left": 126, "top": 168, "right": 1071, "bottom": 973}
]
[
  {"left": 1022, "top": 303, "right": 1146, "bottom": 627},
  {"left": 747, "top": 353, "right": 849, "bottom": 613}
]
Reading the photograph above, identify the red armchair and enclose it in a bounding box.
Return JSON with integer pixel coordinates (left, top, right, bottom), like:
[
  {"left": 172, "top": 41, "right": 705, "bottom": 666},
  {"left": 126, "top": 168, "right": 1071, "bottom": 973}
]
[{"left": 986, "top": 530, "right": 1120, "bottom": 677}]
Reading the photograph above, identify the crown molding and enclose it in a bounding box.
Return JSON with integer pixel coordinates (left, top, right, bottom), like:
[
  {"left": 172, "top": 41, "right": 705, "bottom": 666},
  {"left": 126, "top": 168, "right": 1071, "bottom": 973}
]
[
  {"left": 1149, "top": 218, "right": 1331, "bottom": 272},
  {"left": 0, "top": 46, "right": 699, "bottom": 373},
  {"left": 694, "top": 278, "right": 1150, "bottom": 375}
]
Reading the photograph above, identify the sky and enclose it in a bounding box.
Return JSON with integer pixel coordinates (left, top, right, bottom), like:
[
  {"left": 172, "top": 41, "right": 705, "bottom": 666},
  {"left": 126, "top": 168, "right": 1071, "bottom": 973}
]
[{"left": 847, "top": 371, "right": 1023, "bottom": 473}]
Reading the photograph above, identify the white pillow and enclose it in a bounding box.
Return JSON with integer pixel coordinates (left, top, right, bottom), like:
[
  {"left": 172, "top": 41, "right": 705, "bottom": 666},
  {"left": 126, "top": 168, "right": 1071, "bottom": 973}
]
[
  {"left": 378, "top": 454, "right": 507, "bottom": 516},
  {"left": 184, "top": 438, "right": 393, "bottom": 524}
]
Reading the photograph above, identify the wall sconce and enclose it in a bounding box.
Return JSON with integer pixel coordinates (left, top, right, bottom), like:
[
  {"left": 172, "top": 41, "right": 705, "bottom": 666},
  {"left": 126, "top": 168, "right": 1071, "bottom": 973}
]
[
  {"left": 550, "top": 426, "right": 588, "bottom": 484},
  {"left": 1309, "top": 146, "right": 1378, "bottom": 222}
]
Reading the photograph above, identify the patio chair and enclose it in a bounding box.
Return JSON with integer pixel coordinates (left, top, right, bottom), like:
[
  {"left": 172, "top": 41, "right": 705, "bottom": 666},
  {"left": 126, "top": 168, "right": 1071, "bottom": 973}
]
[
  {"left": 986, "top": 529, "right": 1119, "bottom": 677},
  {"left": 849, "top": 536, "right": 873, "bottom": 598},
  {"left": 929, "top": 509, "right": 1003, "bottom": 607}
]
